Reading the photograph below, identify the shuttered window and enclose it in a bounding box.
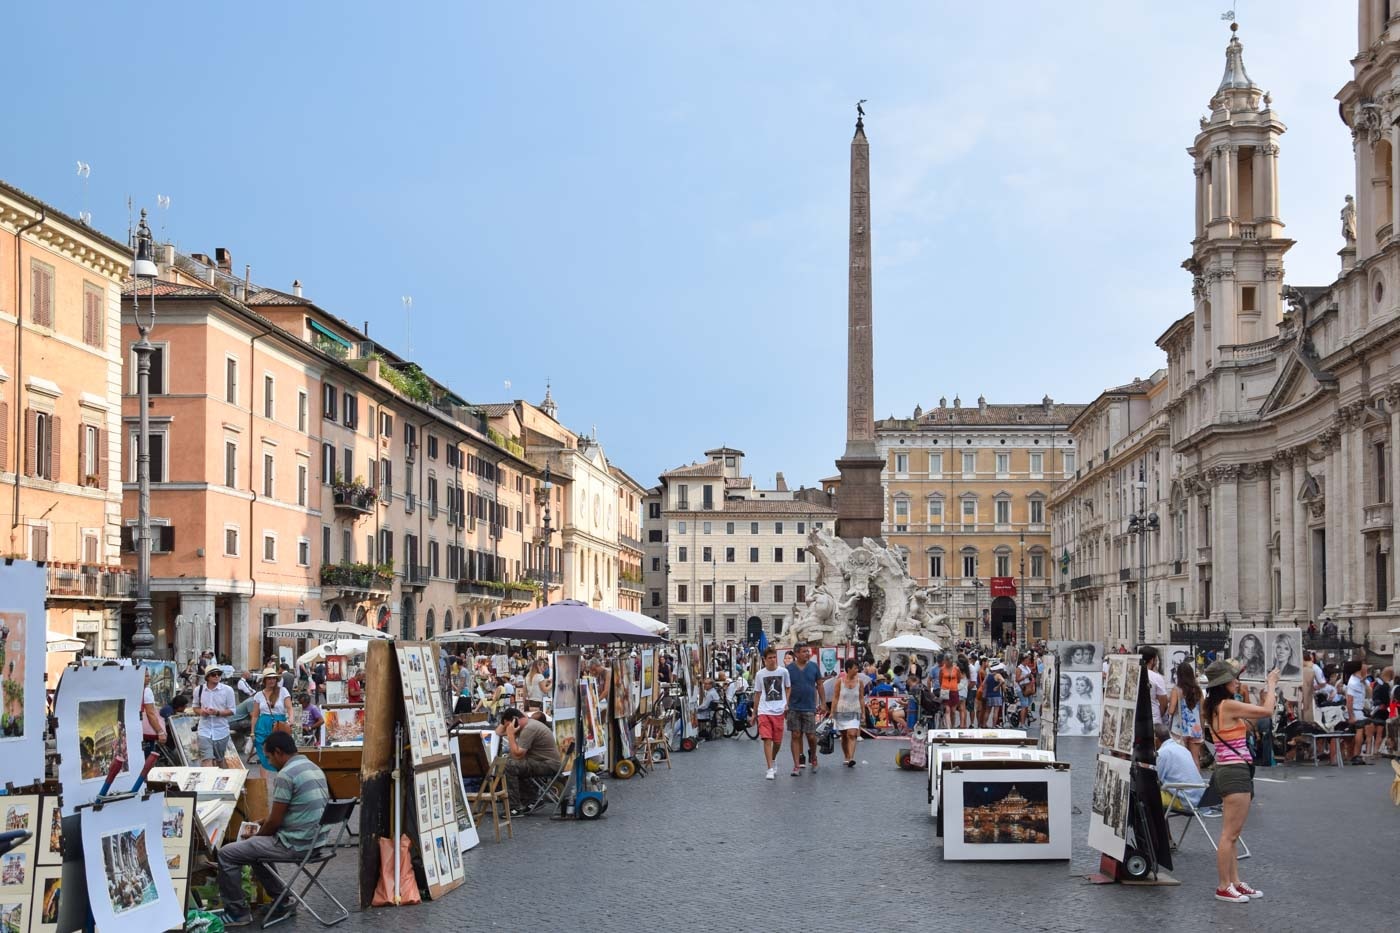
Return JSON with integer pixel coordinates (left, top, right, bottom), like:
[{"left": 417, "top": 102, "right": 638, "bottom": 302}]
[
  {"left": 25, "top": 410, "right": 58, "bottom": 480},
  {"left": 30, "top": 261, "right": 53, "bottom": 327},
  {"left": 83, "top": 284, "right": 103, "bottom": 348},
  {"left": 78, "top": 423, "right": 105, "bottom": 487}
]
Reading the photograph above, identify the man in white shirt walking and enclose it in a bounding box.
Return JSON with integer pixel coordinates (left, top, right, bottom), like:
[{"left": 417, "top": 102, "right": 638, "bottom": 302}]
[
  {"left": 194, "top": 667, "right": 237, "bottom": 767},
  {"left": 752, "top": 647, "right": 790, "bottom": 781}
]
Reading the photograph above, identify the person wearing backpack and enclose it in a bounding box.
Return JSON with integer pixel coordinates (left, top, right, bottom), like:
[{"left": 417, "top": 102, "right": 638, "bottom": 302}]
[{"left": 312, "top": 660, "right": 328, "bottom": 705}]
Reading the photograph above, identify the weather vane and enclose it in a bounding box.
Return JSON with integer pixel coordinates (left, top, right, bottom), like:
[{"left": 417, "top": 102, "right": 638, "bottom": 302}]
[
  {"left": 1221, "top": 4, "right": 1235, "bottom": 22},
  {"left": 856, "top": 99, "right": 867, "bottom": 120}
]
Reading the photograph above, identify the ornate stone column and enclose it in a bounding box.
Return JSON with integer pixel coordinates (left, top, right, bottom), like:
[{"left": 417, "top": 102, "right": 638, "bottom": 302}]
[
  {"left": 1342, "top": 405, "right": 1364, "bottom": 611},
  {"left": 1292, "top": 453, "right": 1311, "bottom": 617},
  {"left": 1225, "top": 146, "right": 1239, "bottom": 221},
  {"left": 1277, "top": 450, "right": 1297, "bottom": 616},
  {"left": 1248, "top": 463, "right": 1272, "bottom": 618},
  {"left": 1389, "top": 388, "right": 1400, "bottom": 610},
  {"left": 1322, "top": 429, "right": 1342, "bottom": 614},
  {"left": 1195, "top": 166, "right": 1207, "bottom": 238},
  {"left": 1251, "top": 147, "right": 1267, "bottom": 223},
  {"left": 1214, "top": 466, "right": 1241, "bottom": 615}
]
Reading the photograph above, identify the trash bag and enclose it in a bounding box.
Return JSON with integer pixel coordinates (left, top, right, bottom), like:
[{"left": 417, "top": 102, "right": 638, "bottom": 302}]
[
  {"left": 817, "top": 717, "right": 836, "bottom": 755},
  {"left": 185, "top": 909, "right": 225, "bottom": 933},
  {"left": 371, "top": 834, "right": 421, "bottom": 906}
]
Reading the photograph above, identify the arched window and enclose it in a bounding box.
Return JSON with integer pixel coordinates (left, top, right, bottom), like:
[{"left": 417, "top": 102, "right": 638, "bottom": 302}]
[
  {"left": 425, "top": 607, "right": 435, "bottom": 639},
  {"left": 328, "top": 604, "right": 345, "bottom": 624},
  {"left": 994, "top": 545, "right": 1012, "bottom": 578},
  {"left": 927, "top": 547, "right": 945, "bottom": 580},
  {"left": 443, "top": 609, "right": 453, "bottom": 632}
]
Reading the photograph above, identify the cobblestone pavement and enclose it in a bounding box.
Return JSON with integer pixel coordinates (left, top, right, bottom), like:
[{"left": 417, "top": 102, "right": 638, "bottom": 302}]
[{"left": 289, "top": 729, "right": 1395, "bottom": 932}]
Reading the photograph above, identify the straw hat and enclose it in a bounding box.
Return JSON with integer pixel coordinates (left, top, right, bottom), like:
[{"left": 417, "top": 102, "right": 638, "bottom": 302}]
[
  {"left": 261, "top": 667, "right": 280, "bottom": 681},
  {"left": 1204, "top": 658, "right": 1239, "bottom": 688}
]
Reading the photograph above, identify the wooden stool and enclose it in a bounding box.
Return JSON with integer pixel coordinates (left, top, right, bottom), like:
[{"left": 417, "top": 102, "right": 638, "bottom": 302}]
[{"left": 469, "top": 753, "right": 513, "bottom": 842}]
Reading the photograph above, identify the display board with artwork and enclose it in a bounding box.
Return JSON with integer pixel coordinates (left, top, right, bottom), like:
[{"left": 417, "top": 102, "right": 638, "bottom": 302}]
[
  {"left": 159, "top": 792, "right": 196, "bottom": 916},
  {"left": 147, "top": 767, "right": 247, "bottom": 799},
  {"left": 1087, "top": 753, "right": 1132, "bottom": 861},
  {"left": 0, "top": 562, "right": 50, "bottom": 790},
  {"left": 1099, "top": 655, "right": 1141, "bottom": 759},
  {"left": 79, "top": 793, "right": 184, "bottom": 933},
  {"left": 397, "top": 643, "right": 449, "bottom": 766},
  {"left": 411, "top": 760, "right": 465, "bottom": 898},
  {"left": 1229, "top": 627, "right": 1303, "bottom": 686},
  {"left": 930, "top": 746, "right": 1054, "bottom": 825},
  {"left": 54, "top": 664, "right": 145, "bottom": 815},
  {"left": 940, "top": 763, "right": 1072, "bottom": 860},
  {"left": 1038, "top": 652, "right": 1058, "bottom": 755}
]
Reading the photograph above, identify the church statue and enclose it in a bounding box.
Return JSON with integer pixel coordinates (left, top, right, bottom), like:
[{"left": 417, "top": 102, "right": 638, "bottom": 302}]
[{"left": 1342, "top": 194, "right": 1357, "bottom": 245}]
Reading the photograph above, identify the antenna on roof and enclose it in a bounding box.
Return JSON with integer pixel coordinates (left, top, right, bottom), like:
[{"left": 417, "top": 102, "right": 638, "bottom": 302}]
[
  {"left": 504, "top": 379, "right": 512, "bottom": 393},
  {"left": 402, "top": 296, "right": 413, "bottom": 358},
  {"left": 75, "top": 161, "right": 91, "bottom": 225}
]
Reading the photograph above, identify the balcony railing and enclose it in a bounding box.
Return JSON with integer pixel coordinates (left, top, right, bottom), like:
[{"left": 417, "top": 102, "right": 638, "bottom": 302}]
[
  {"left": 332, "top": 484, "right": 377, "bottom": 515},
  {"left": 320, "top": 562, "right": 394, "bottom": 594},
  {"left": 1119, "top": 568, "right": 1132, "bottom": 581},
  {"left": 1362, "top": 501, "right": 1392, "bottom": 534},
  {"left": 1070, "top": 574, "right": 1092, "bottom": 590},
  {"left": 407, "top": 564, "right": 431, "bottom": 587},
  {"left": 46, "top": 565, "right": 134, "bottom": 603},
  {"left": 675, "top": 500, "right": 690, "bottom": 511},
  {"left": 455, "top": 579, "right": 503, "bottom": 598},
  {"left": 523, "top": 568, "right": 562, "bottom": 586},
  {"left": 619, "top": 578, "right": 645, "bottom": 595}
]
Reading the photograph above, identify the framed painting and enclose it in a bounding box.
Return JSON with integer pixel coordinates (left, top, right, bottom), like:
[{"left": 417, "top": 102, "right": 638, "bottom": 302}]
[{"left": 941, "top": 766, "right": 1071, "bottom": 860}]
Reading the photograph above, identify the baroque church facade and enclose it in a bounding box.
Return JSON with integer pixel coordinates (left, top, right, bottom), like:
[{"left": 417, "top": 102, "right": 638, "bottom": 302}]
[{"left": 1052, "top": 6, "right": 1400, "bottom": 657}]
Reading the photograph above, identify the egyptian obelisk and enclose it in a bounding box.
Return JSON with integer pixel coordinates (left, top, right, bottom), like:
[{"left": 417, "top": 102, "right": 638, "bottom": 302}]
[{"left": 835, "top": 105, "right": 885, "bottom": 542}]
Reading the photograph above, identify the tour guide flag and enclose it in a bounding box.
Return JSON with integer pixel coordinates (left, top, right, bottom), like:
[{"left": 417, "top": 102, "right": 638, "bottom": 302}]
[{"left": 758, "top": 629, "right": 768, "bottom": 652}]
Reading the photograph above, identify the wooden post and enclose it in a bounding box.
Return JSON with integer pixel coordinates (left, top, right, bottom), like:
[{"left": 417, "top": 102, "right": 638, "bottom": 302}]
[{"left": 358, "top": 639, "right": 401, "bottom": 908}]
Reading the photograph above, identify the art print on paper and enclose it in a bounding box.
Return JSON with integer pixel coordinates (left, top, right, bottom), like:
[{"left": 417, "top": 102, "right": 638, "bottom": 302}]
[
  {"left": 99, "top": 827, "right": 156, "bottom": 914},
  {"left": 639, "top": 650, "right": 655, "bottom": 699},
  {"left": 609, "top": 659, "right": 633, "bottom": 720},
  {"left": 1050, "top": 641, "right": 1102, "bottom": 672},
  {"left": 0, "top": 562, "right": 49, "bottom": 787},
  {"left": 819, "top": 648, "right": 839, "bottom": 678},
  {"left": 141, "top": 662, "right": 179, "bottom": 710},
  {"left": 56, "top": 664, "right": 144, "bottom": 815},
  {"left": 962, "top": 781, "right": 1051, "bottom": 844},
  {"left": 81, "top": 793, "right": 181, "bottom": 932},
  {"left": 323, "top": 708, "right": 365, "bottom": 745},
  {"left": 34, "top": 867, "right": 61, "bottom": 933},
  {"left": 1058, "top": 673, "right": 1101, "bottom": 736},
  {"left": 552, "top": 654, "right": 580, "bottom": 720},
  {"left": 1230, "top": 628, "right": 1303, "bottom": 683}
]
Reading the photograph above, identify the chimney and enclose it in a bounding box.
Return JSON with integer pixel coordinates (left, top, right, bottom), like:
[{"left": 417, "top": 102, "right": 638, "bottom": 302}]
[
  {"left": 775, "top": 472, "right": 788, "bottom": 492},
  {"left": 161, "top": 244, "right": 175, "bottom": 267},
  {"left": 190, "top": 252, "right": 212, "bottom": 267},
  {"left": 978, "top": 394, "right": 987, "bottom": 412},
  {"left": 216, "top": 248, "right": 232, "bottom": 275},
  {"left": 292, "top": 279, "right": 303, "bottom": 297},
  {"left": 1042, "top": 394, "right": 1053, "bottom": 413},
  {"left": 204, "top": 265, "right": 216, "bottom": 285}
]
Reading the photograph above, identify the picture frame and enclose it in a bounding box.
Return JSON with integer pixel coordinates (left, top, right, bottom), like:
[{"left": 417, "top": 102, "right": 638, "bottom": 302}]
[
  {"left": 1087, "top": 752, "right": 1132, "bottom": 861},
  {"left": 37, "top": 801, "right": 62, "bottom": 867},
  {"left": 80, "top": 793, "right": 182, "bottom": 933},
  {"left": 940, "top": 765, "right": 1071, "bottom": 860},
  {"left": 1059, "top": 672, "right": 1102, "bottom": 736},
  {"left": 1229, "top": 627, "right": 1303, "bottom": 684},
  {"left": 322, "top": 707, "right": 365, "bottom": 746},
  {"left": 30, "top": 865, "right": 61, "bottom": 933}
]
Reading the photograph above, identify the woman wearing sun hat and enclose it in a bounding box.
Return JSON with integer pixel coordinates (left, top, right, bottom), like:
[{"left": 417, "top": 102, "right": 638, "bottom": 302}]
[
  {"left": 251, "top": 666, "right": 293, "bottom": 769},
  {"left": 1202, "top": 657, "right": 1277, "bottom": 904}
]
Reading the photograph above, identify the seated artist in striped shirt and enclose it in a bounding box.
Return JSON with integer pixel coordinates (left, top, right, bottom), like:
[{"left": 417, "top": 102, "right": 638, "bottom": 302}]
[{"left": 217, "top": 730, "right": 330, "bottom": 926}]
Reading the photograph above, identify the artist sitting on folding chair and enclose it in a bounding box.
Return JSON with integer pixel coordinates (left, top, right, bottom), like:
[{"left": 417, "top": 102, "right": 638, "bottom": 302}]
[
  {"left": 495, "top": 707, "right": 563, "bottom": 816},
  {"left": 218, "top": 731, "right": 330, "bottom": 927}
]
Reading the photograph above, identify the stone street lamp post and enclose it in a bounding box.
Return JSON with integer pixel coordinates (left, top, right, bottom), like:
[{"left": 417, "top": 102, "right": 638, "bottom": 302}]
[{"left": 130, "top": 210, "right": 160, "bottom": 660}]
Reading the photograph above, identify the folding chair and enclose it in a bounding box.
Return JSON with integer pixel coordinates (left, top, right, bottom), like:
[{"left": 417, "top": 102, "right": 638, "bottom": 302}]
[
  {"left": 1161, "top": 782, "right": 1249, "bottom": 859},
  {"left": 523, "top": 750, "right": 574, "bottom": 815},
  {"left": 260, "top": 798, "right": 358, "bottom": 928},
  {"left": 469, "top": 753, "right": 513, "bottom": 842}
]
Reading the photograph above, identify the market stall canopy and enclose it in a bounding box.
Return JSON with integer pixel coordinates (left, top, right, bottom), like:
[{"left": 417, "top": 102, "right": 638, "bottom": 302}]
[
  {"left": 607, "top": 609, "right": 670, "bottom": 636},
  {"left": 471, "top": 600, "right": 665, "bottom": 646},
  {"left": 878, "top": 633, "right": 943, "bottom": 652},
  {"left": 46, "top": 630, "right": 86, "bottom": 652},
  {"left": 431, "top": 629, "right": 498, "bottom": 643},
  {"left": 297, "top": 639, "right": 371, "bottom": 666},
  {"left": 264, "top": 619, "right": 392, "bottom": 641}
]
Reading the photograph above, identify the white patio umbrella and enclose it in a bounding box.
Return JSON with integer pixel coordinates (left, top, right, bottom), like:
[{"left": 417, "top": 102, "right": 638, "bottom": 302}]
[
  {"left": 878, "top": 633, "right": 943, "bottom": 653},
  {"left": 608, "top": 609, "right": 670, "bottom": 636},
  {"left": 297, "top": 639, "right": 371, "bottom": 666},
  {"left": 264, "top": 619, "right": 391, "bottom": 641},
  {"left": 46, "top": 630, "right": 86, "bottom": 653}
]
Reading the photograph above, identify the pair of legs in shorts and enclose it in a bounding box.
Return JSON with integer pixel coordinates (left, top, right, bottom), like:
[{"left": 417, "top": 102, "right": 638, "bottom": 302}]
[
  {"left": 786, "top": 709, "right": 818, "bottom": 774},
  {"left": 758, "top": 713, "right": 784, "bottom": 771}
]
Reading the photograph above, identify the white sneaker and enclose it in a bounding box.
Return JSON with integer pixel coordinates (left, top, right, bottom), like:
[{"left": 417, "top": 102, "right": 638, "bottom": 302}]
[{"left": 765, "top": 768, "right": 775, "bottom": 780}]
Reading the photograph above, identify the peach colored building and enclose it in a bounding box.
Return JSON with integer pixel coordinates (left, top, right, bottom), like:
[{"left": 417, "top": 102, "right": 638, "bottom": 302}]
[
  {"left": 121, "top": 248, "right": 551, "bottom": 667},
  {"left": 0, "top": 181, "right": 132, "bottom": 672},
  {"left": 612, "top": 465, "right": 646, "bottom": 612}
]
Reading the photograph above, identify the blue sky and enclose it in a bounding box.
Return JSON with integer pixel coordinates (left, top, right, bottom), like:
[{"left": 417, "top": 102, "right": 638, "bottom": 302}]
[{"left": 2, "top": 2, "right": 1353, "bottom": 490}]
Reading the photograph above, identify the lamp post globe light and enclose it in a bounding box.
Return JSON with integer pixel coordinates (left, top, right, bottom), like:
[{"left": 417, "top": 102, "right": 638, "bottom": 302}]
[
  {"left": 130, "top": 210, "right": 160, "bottom": 660},
  {"left": 1126, "top": 469, "right": 1159, "bottom": 650}
]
